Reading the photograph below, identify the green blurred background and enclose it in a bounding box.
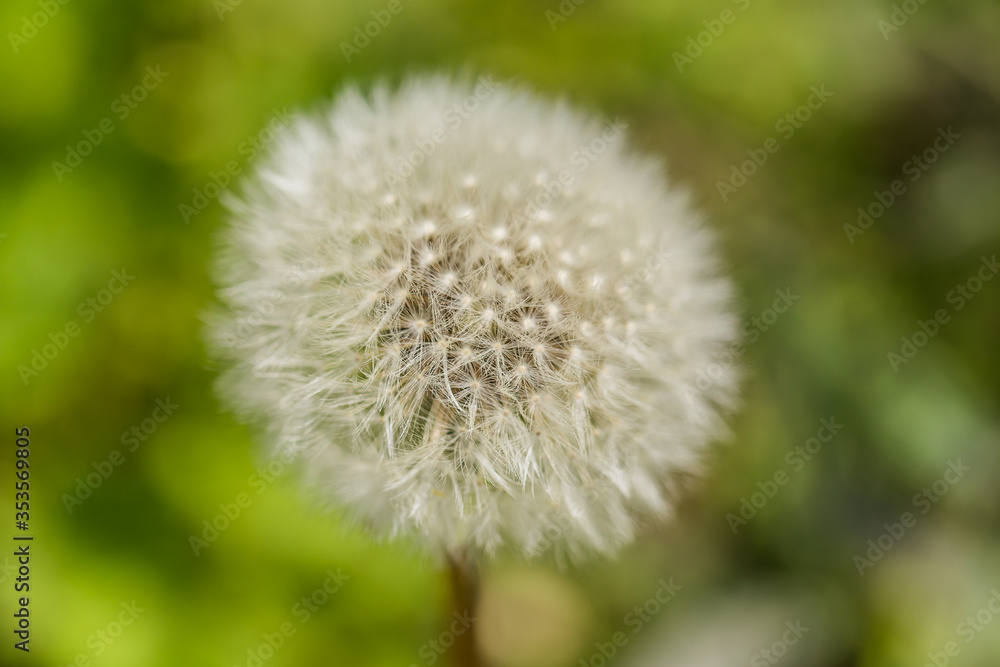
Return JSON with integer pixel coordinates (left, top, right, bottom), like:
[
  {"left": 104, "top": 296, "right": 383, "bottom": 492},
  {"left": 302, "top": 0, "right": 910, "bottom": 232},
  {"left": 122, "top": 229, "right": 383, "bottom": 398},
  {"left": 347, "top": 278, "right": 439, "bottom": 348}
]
[{"left": 2, "top": 0, "right": 999, "bottom": 665}]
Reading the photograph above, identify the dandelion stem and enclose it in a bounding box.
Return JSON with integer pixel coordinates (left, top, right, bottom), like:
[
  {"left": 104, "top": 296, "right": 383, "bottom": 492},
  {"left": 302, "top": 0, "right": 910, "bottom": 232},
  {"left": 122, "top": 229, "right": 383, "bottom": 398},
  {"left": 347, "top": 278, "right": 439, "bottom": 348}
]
[{"left": 446, "top": 551, "right": 483, "bottom": 667}]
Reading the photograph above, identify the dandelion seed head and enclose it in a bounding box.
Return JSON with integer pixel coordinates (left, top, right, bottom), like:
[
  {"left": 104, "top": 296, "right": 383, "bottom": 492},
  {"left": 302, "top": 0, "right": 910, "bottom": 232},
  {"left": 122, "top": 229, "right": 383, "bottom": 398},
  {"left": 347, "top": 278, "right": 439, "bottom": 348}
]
[{"left": 209, "top": 75, "right": 739, "bottom": 562}]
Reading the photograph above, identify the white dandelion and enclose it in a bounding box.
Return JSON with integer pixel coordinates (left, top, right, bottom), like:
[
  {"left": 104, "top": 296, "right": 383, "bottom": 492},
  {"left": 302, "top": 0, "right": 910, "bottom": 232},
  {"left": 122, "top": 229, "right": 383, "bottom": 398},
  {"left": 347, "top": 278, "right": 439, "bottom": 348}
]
[{"left": 209, "top": 74, "right": 739, "bottom": 566}]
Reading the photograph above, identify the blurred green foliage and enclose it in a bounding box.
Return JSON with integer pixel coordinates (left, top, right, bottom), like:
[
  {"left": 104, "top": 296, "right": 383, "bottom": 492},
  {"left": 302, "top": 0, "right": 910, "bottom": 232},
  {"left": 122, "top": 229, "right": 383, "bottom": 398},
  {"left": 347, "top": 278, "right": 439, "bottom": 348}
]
[{"left": 1, "top": 0, "right": 999, "bottom": 665}]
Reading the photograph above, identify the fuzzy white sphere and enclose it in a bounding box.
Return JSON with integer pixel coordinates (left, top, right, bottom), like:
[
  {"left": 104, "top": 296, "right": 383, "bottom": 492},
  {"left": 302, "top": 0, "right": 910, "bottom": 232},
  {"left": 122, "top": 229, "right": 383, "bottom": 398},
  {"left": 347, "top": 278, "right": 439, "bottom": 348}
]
[{"left": 210, "top": 75, "right": 738, "bottom": 561}]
